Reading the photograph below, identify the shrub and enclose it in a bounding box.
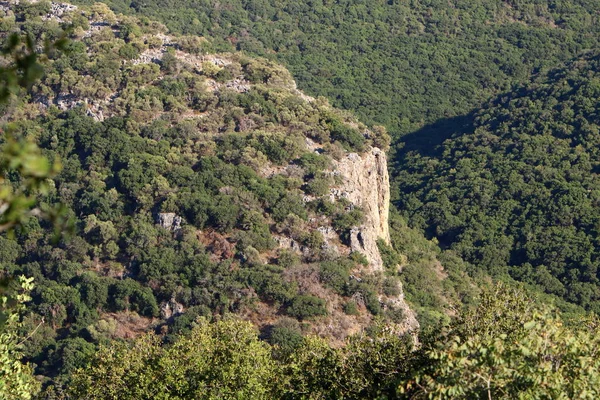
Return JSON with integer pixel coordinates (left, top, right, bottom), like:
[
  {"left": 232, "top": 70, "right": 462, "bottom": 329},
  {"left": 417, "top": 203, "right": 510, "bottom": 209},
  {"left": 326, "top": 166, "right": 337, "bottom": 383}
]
[
  {"left": 286, "top": 295, "right": 327, "bottom": 319},
  {"left": 304, "top": 175, "right": 332, "bottom": 197},
  {"left": 118, "top": 43, "right": 140, "bottom": 60},
  {"left": 319, "top": 260, "right": 352, "bottom": 294},
  {"left": 326, "top": 118, "right": 366, "bottom": 153},
  {"left": 297, "top": 153, "right": 330, "bottom": 176},
  {"left": 377, "top": 239, "right": 402, "bottom": 271},
  {"left": 349, "top": 252, "right": 369, "bottom": 266},
  {"left": 299, "top": 230, "right": 325, "bottom": 251},
  {"left": 271, "top": 194, "right": 307, "bottom": 222},
  {"left": 269, "top": 317, "right": 303, "bottom": 355},
  {"left": 383, "top": 277, "right": 401, "bottom": 297},
  {"left": 343, "top": 300, "right": 360, "bottom": 316},
  {"left": 347, "top": 281, "right": 381, "bottom": 316},
  {"left": 333, "top": 209, "right": 364, "bottom": 232},
  {"left": 277, "top": 249, "right": 300, "bottom": 268}
]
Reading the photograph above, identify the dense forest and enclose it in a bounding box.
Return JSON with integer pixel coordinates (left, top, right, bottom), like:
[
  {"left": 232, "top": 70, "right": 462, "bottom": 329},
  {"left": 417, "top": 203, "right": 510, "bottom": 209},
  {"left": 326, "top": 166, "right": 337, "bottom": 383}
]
[
  {"left": 70, "top": 0, "right": 600, "bottom": 136},
  {"left": 394, "top": 52, "right": 600, "bottom": 314},
  {"left": 3, "top": 0, "right": 600, "bottom": 398}
]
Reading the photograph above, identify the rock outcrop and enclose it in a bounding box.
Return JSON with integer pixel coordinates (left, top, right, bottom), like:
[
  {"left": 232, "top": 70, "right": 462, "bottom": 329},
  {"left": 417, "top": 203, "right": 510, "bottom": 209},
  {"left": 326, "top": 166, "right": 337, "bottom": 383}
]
[
  {"left": 332, "top": 147, "right": 391, "bottom": 271},
  {"left": 156, "top": 212, "right": 183, "bottom": 232},
  {"left": 333, "top": 147, "right": 419, "bottom": 333}
]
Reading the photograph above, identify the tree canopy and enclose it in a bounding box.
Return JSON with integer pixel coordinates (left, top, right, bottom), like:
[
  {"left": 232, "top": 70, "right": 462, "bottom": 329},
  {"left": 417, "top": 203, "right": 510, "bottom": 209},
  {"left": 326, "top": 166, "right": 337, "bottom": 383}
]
[{"left": 394, "top": 52, "right": 600, "bottom": 313}]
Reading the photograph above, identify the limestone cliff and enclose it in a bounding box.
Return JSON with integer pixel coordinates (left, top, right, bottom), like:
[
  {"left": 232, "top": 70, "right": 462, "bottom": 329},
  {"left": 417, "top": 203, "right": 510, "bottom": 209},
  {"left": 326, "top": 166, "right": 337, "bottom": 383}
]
[
  {"left": 332, "top": 147, "right": 390, "bottom": 271},
  {"left": 332, "top": 147, "right": 419, "bottom": 333}
]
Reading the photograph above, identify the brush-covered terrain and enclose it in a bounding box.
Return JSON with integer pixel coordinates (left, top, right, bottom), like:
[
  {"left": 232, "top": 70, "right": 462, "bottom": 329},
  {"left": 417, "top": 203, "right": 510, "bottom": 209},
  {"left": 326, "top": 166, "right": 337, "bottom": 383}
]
[
  {"left": 0, "top": 0, "right": 425, "bottom": 389},
  {"left": 70, "top": 0, "right": 600, "bottom": 136},
  {"left": 3, "top": 1, "right": 600, "bottom": 399}
]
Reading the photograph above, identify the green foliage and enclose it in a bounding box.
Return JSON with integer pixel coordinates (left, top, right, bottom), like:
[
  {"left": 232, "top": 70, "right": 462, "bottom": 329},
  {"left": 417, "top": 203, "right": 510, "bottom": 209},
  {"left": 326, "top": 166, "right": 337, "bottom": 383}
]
[
  {"left": 303, "top": 174, "right": 331, "bottom": 197},
  {"left": 286, "top": 295, "right": 327, "bottom": 320},
  {"left": 346, "top": 280, "right": 381, "bottom": 316},
  {"left": 70, "top": 0, "right": 600, "bottom": 140},
  {"left": 343, "top": 300, "right": 359, "bottom": 316},
  {"left": 376, "top": 239, "right": 401, "bottom": 271},
  {"left": 349, "top": 252, "right": 368, "bottom": 267},
  {"left": 0, "top": 27, "right": 71, "bottom": 400},
  {"left": 325, "top": 116, "right": 366, "bottom": 152},
  {"left": 63, "top": 284, "right": 600, "bottom": 400},
  {"left": 12, "top": 3, "right": 600, "bottom": 396},
  {"left": 332, "top": 208, "right": 364, "bottom": 233},
  {"left": 402, "top": 284, "right": 600, "bottom": 399},
  {"left": 0, "top": 276, "right": 40, "bottom": 400},
  {"left": 69, "top": 318, "right": 281, "bottom": 399},
  {"left": 269, "top": 317, "right": 303, "bottom": 356},
  {"left": 319, "top": 259, "right": 352, "bottom": 295},
  {"left": 394, "top": 52, "right": 600, "bottom": 313},
  {"left": 0, "top": 33, "right": 67, "bottom": 234}
]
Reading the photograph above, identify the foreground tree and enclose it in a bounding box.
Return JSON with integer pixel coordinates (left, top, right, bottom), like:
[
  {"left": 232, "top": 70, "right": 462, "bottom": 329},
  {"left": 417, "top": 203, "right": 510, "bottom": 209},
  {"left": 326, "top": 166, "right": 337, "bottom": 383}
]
[
  {"left": 402, "top": 283, "right": 600, "bottom": 399},
  {"left": 69, "top": 318, "right": 281, "bottom": 399},
  {"left": 0, "top": 276, "right": 39, "bottom": 400},
  {"left": 0, "top": 32, "right": 67, "bottom": 399}
]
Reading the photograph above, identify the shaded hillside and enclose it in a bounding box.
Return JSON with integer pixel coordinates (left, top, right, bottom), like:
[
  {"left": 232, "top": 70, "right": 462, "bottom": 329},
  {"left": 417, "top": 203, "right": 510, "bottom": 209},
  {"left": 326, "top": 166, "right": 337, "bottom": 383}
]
[{"left": 394, "top": 52, "right": 600, "bottom": 312}]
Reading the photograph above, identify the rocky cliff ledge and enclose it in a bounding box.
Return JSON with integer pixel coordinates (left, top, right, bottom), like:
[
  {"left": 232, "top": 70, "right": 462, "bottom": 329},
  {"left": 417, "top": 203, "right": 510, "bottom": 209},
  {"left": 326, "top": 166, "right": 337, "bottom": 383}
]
[
  {"left": 333, "top": 147, "right": 390, "bottom": 271},
  {"left": 333, "top": 147, "right": 419, "bottom": 333}
]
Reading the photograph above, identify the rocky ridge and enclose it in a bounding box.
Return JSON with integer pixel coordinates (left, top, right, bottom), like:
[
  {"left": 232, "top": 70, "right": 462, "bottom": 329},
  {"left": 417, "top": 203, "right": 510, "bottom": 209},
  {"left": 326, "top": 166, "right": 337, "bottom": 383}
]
[{"left": 7, "top": 0, "right": 418, "bottom": 335}]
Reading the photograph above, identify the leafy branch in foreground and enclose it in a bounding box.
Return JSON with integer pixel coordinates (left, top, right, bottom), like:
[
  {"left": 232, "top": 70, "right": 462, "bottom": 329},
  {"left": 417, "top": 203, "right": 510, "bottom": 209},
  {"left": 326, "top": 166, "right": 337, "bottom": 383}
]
[
  {"left": 0, "top": 32, "right": 70, "bottom": 234},
  {"left": 0, "top": 32, "right": 68, "bottom": 101},
  {"left": 0, "top": 31, "right": 69, "bottom": 400},
  {"left": 0, "top": 276, "right": 39, "bottom": 400},
  {"left": 401, "top": 283, "right": 600, "bottom": 399}
]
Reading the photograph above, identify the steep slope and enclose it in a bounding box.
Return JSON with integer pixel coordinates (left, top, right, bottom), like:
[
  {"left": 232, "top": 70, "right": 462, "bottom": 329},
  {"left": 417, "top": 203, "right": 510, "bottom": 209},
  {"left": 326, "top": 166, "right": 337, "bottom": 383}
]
[
  {"left": 394, "top": 51, "right": 600, "bottom": 313},
  {"left": 70, "top": 0, "right": 600, "bottom": 137},
  {"left": 0, "top": 0, "right": 417, "bottom": 382}
]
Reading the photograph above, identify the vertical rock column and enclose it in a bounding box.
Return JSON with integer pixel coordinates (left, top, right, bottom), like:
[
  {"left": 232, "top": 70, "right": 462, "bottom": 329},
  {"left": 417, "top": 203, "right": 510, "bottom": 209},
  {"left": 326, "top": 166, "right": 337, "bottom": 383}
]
[
  {"left": 334, "top": 146, "right": 419, "bottom": 333},
  {"left": 333, "top": 147, "right": 391, "bottom": 271}
]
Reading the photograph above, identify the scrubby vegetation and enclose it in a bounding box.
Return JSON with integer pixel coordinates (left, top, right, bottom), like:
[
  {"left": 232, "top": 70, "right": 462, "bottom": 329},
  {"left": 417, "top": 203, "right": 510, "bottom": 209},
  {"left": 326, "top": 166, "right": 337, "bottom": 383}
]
[
  {"left": 71, "top": 0, "right": 600, "bottom": 137},
  {"left": 0, "top": 2, "right": 400, "bottom": 390},
  {"left": 395, "top": 52, "right": 600, "bottom": 314},
  {"left": 66, "top": 284, "right": 600, "bottom": 399}
]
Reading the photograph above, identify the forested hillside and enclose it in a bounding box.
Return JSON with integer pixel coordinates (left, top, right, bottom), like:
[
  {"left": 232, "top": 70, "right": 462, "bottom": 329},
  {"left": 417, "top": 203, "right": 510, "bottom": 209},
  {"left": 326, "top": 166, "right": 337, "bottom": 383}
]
[
  {"left": 61, "top": 0, "right": 600, "bottom": 316},
  {"left": 0, "top": 1, "right": 432, "bottom": 390},
  {"left": 4, "top": 0, "right": 600, "bottom": 398},
  {"left": 71, "top": 0, "right": 600, "bottom": 136},
  {"left": 395, "top": 52, "right": 600, "bottom": 313}
]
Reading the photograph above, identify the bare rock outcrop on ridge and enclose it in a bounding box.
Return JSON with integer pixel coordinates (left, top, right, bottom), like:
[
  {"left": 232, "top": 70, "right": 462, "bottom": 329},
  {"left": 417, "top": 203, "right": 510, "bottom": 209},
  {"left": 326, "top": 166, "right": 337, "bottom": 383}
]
[{"left": 332, "top": 147, "right": 391, "bottom": 271}]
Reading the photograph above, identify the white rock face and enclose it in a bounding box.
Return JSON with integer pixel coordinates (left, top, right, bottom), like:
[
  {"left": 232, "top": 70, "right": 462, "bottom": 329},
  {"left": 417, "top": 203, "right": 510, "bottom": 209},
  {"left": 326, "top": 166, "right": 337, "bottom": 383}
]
[
  {"left": 157, "top": 212, "right": 182, "bottom": 231},
  {"left": 334, "top": 146, "right": 419, "bottom": 333},
  {"left": 333, "top": 146, "right": 391, "bottom": 271}
]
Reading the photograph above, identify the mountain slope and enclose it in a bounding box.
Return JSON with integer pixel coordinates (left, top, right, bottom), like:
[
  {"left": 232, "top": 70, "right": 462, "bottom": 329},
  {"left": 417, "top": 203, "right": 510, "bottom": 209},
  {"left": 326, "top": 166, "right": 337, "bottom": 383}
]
[
  {"left": 71, "top": 0, "right": 600, "bottom": 136},
  {"left": 394, "top": 51, "right": 600, "bottom": 312},
  {"left": 0, "top": 0, "right": 420, "bottom": 383}
]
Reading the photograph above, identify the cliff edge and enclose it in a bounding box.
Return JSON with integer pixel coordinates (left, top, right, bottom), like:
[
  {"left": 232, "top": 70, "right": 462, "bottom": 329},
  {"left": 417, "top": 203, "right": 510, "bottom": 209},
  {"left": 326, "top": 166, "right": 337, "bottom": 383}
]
[
  {"left": 334, "top": 147, "right": 390, "bottom": 271},
  {"left": 333, "top": 147, "right": 419, "bottom": 333}
]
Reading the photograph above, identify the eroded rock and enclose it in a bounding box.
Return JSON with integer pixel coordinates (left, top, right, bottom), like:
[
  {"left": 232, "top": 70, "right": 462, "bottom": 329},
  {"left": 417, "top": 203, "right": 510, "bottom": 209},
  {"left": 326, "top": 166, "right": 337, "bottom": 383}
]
[
  {"left": 332, "top": 147, "right": 391, "bottom": 271},
  {"left": 156, "top": 212, "right": 182, "bottom": 231}
]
